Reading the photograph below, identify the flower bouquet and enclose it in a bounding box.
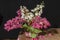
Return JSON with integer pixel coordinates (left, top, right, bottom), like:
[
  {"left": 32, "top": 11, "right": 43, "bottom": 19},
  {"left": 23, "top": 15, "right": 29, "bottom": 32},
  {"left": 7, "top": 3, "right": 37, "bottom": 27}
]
[{"left": 4, "top": 1, "right": 54, "bottom": 40}]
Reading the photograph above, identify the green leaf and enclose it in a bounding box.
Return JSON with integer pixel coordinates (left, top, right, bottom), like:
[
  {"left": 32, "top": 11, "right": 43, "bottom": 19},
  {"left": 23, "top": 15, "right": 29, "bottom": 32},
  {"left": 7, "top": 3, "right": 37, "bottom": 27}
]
[
  {"left": 23, "top": 24, "right": 42, "bottom": 34},
  {"left": 23, "top": 23, "right": 28, "bottom": 28},
  {"left": 34, "top": 29, "right": 42, "bottom": 33},
  {"left": 29, "top": 27, "right": 34, "bottom": 32},
  {"left": 30, "top": 33, "right": 37, "bottom": 38}
]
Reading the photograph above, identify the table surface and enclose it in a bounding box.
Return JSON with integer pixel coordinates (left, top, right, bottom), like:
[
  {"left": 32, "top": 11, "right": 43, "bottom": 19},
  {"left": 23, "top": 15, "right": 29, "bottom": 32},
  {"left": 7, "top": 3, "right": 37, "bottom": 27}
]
[{"left": 3, "top": 28, "right": 60, "bottom": 40}]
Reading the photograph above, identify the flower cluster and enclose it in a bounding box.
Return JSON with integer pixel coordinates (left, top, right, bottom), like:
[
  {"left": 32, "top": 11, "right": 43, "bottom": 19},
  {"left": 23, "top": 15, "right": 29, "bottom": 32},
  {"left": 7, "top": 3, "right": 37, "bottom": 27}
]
[
  {"left": 4, "top": 1, "right": 51, "bottom": 40},
  {"left": 31, "top": 16, "right": 51, "bottom": 29},
  {"left": 4, "top": 16, "right": 25, "bottom": 31}
]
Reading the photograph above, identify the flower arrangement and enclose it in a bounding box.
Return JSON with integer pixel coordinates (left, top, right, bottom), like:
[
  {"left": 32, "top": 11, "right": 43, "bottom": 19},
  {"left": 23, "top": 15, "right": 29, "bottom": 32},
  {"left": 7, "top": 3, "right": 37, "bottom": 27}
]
[{"left": 4, "top": 1, "right": 52, "bottom": 40}]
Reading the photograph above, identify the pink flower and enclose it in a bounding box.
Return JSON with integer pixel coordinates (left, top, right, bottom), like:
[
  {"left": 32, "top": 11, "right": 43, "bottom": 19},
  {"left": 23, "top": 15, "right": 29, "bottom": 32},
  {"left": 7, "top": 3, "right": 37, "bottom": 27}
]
[
  {"left": 40, "top": 18, "right": 51, "bottom": 28},
  {"left": 25, "top": 32, "right": 31, "bottom": 37},
  {"left": 32, "top": 16, "right": 42, "bottom": 23},
  {"left": 17, "top": 37, "right": 20, "bottom": 40},
  {"left": 31, "top": 22, "right": 43, "bottom": 29},
  {"left": 38, "top": 35, "right": 45, "bottom": 40},
  {"left": 48, "top": 33, "right": 52, "bottom": 37},
  {"left": 31, "top": 16, "right": 51, "bottom": 29},
  {"left": 4, "top": 16, "right": 25, "bottom": 31},
  {"left": 32, "top": 38, "right": 38, "bottom": 40},
  {"left": 16, "top": 9, "right": 21, "bottom": 17}
]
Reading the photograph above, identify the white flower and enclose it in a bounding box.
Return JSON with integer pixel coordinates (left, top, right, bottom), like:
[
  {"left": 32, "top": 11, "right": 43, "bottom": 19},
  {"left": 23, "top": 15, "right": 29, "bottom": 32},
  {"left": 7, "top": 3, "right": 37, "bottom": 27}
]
[
  {"left": 29, "top": 12, "right": 34, "bottom": 17},
  {"left": 22, "top": 12, "right": 34, "bottom": 22},
  {"left": 21, "top": 9, "right": 25, "bottom": 13},
  {"left": 21, "top": 13, "right": 25, "bottom": 18},
  {"left": 23, "top": 6, "right": 26, "bottom": 9},
  {"left": 27, "top": 12, "right": 34, "bottom": 20},
  {"left": 35, "top": 12, "right": 39, "bottom": 16},
  {"left": 31, "top": 9, "right": 35, "bottom": 12},
  {"left": 31, "top": 5, "right": 40, "bottom": 12},
  {"left": 25, "top": 16, "right": 28, "bottom": 19},
  {"left": 37, "top": 5, "right": 40, "bottom": 7},
  {"left": 38, "top": 8, "right": 43, "bottom": 16},
  {"left": 40, "top": 4, "right": 44, "bottom": 9}
]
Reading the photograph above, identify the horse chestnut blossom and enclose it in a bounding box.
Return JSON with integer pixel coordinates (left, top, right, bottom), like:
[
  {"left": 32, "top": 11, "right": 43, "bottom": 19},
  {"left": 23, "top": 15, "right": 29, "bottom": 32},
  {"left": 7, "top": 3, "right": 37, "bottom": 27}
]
[
  {"left": 31, "top": 16, "right": 51, "bottom": 29},
  {"left": 4, "top": 16, "right": 25, "bottom": 31}
]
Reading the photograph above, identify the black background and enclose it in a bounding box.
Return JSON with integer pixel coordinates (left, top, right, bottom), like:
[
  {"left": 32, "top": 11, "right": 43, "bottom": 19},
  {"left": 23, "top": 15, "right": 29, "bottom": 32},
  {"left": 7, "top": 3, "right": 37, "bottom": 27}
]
[{"left": 0, "top": 0, "right": 59, "bottom": 39}]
